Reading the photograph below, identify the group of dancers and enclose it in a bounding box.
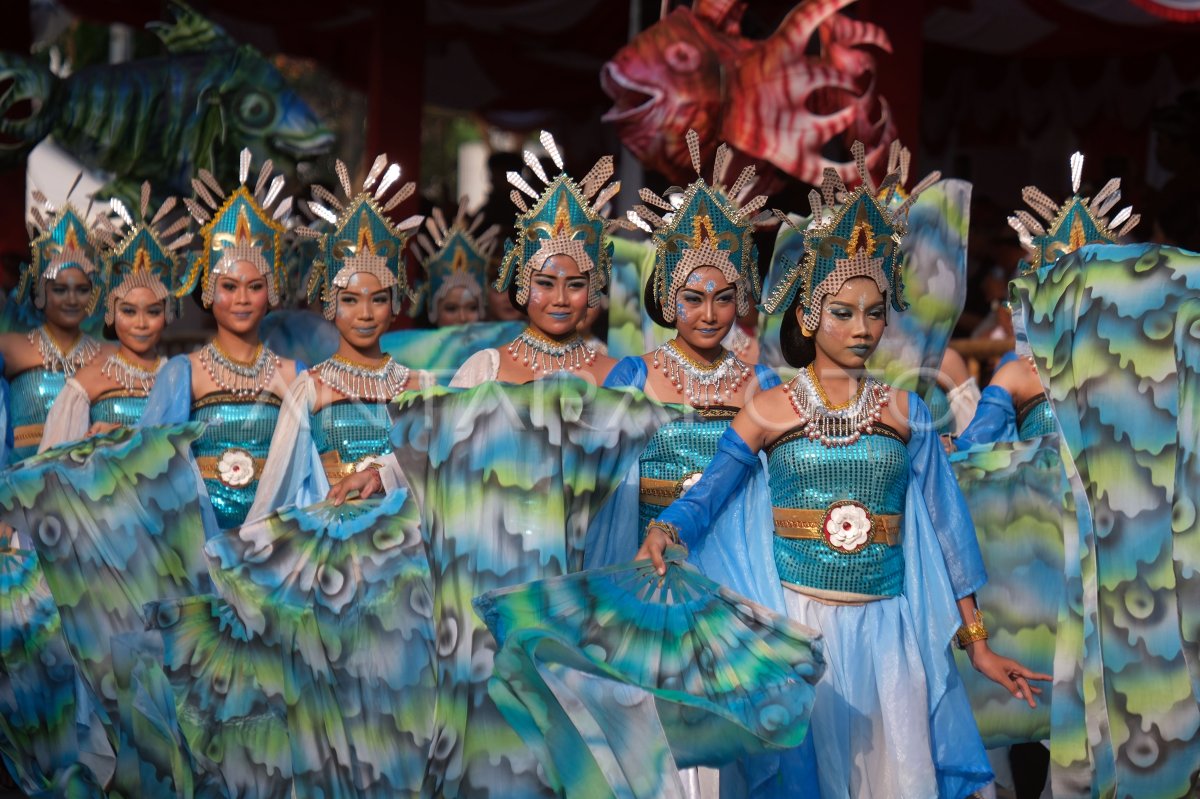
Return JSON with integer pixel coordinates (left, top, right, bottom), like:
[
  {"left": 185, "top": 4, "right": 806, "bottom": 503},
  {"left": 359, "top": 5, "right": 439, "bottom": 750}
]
[{"left": 0, "top": 127, "right": 1196, "bottom": 799}]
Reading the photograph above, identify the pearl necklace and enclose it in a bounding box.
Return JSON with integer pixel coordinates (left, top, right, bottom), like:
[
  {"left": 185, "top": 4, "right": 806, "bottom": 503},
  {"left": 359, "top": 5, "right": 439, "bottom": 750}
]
[
  {"left": 315, "top": 354, "right": 410, "bottom": 402},
  {"left": 29, "top": 326, "right": 101, "bottom": 376},
  {"left": 652, "top": 339, "right": 752, "bottom": 407},
  {"left": 788, "top": 364, "right": 890, "bottom": 447},
  {"left": 508, "top": 327, "right": 597, "bottom": 374},
  {"left": 198, "top": 341, "right": 280, "bottom": 398},
  {"left": 100, "top": 351, "right": 165, "bottom": 394}
]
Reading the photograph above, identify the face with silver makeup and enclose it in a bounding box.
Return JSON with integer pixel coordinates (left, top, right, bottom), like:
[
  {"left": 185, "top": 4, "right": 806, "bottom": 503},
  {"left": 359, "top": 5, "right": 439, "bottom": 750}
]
[
  {"left": 42, "top": 268, "right": 95, "bottom": 333},
  {"left": 211, "top": 260, "right": 271, "bottom": 337},
  {"left": 333, "top": 272, "right": 394, "bottom": 351},
  {"left": 525, "top": 254, "right": 589, "bottom": 338},
  {"left": 113, "top": 287, "right": 167, "bottom": 359},
  {"left": 809, "top": 276, "right": 886, "bottom": 372},
  {"left": 673, "top": 265, "right": 737, "bottom": 354}
]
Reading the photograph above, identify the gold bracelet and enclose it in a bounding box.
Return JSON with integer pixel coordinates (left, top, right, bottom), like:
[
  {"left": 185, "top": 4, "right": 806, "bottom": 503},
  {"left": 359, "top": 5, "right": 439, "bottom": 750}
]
[
  {"left": 955, "top": 608, "right": 989, "bottom": 649},
  {"left": 646, "top": 520, "right": 681, "bottom": 545}
]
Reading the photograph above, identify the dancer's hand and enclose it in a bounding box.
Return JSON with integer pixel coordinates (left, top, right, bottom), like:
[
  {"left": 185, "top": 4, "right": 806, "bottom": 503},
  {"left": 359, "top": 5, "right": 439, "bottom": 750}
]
[
  {"left": 635, "top": 525, "right": 675, "bottom": 576},
  {"left": 85, "top": 421, "right": 120, "bottom": 438},
  {"left": 328, "top": 468, "right": 383, "bottom": 506},
  {"left": 967, "top": 642, "right": 1052, "bottom": 708}
]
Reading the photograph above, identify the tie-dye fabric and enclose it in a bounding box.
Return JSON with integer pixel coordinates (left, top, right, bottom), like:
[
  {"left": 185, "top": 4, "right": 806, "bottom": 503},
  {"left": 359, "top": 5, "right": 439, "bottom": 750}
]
[
  {"left": 949, "top": 434, "right": 1088, "bottom": 791},
  {"left": 206, "top": 493, "right": 435, "bottom": 799},
  {"left": 0, "top": 548, "right": 108, "bottom": 796},
  {"left": 1014, "top": 243, "right": 1200, "bottom": 799},
  {"left": 388, "top": 378, "right": 678, "bottom": 797},
  {"left": 474, "top": 549, "right": 823, "bottom": 797}
]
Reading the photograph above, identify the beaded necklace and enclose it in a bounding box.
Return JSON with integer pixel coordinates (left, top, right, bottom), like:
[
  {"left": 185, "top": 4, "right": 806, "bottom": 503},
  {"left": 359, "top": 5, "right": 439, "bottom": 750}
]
[
  {"left": 29, "top": 326, "right": 101, "bottom": 376},
  {"left": 315, "top": 354, "right": 410, "bottom": 402},
  {"left": 198, "top": 340, "right": 280, "bottom": 398},
  {"left": 508, "top": 327, "right": 597, "bottom": 374},
  {"left": 652, "top": 339, "right": 751, "bottom": 407},
  {"left": 100, "top": 350, "right": 164, "bottom": 394},
  {"left": 787, "top": 363, "right": 890, "bottom": 447}
]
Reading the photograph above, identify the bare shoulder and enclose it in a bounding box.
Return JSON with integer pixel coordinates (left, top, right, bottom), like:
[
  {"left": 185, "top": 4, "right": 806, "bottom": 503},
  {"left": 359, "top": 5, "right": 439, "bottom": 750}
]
[
  {"left": 882, "top": 386, "right": 911, "bottom": 439},
  {"left": 939, "top": 347, "right": 970, "bottom": 387},
  {"left": 736, "top": 381, "right": 797, "bottom": 451},
  {"left": 990, "top": 358, "right": 1041, "bottom": 403},
  {"left": 589, "top": 353, "right": 618, "bottom": 384}
]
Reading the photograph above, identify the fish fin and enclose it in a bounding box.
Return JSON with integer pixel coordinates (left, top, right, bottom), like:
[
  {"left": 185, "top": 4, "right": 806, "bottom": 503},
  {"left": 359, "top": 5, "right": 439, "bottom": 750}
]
[
  {"left": 150, "top": 1, "right": 236, "bottom": 54},
  {"left": 692, "top": 0, "right": 748, "bottom": 34}
]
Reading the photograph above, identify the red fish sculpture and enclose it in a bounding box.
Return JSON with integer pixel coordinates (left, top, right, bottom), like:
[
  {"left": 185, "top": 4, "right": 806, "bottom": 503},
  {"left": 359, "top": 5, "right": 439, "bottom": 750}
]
[{"left": 601, "top": 0, "right": 895, "bottom": 189}]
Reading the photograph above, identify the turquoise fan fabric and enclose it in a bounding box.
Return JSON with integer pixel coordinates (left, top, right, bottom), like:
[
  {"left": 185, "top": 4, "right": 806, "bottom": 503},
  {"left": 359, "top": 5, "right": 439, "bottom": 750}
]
[
  {"left": 379, "top": 320, "right": 525, "bottom": 381},
  {"left": 0, "top": 548, "right": 107, "bottom": 797},
  {"left": 949, "top": 438, "right": 1073, "bottom": 750},
  {"left": 1014, "top": 243, "right": 1200, "bottom": 799},
  {"left": 0, "top": 424, "right": 211, "bottom": 749},
  {"left": 473, "top": 550, "right": 823, "bottom": 798},
  {"left": 205, "top": 493, "right": 435, "bottom": 799},
  {"left": 389, "top": 378, "right": 679, "bottom": 797},
  {"left": 141, "top": 594, "right": 292, "bottom": 799}
]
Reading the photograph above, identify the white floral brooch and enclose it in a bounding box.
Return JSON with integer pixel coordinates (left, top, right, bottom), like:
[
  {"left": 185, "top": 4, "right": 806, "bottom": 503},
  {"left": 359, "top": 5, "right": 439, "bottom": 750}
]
[{"left": 822, "top": 500, "right": 874, "bottom": 554}]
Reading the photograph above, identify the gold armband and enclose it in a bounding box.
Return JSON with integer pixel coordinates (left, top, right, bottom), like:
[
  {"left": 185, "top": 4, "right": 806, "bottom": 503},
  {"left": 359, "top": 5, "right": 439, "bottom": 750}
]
[{"left": 955, "top": 608, "right": 989, "bottom": 649}]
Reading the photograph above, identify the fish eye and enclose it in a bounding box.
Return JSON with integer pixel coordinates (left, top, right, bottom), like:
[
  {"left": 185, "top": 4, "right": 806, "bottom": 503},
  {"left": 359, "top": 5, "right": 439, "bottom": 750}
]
[
  {"left": 236, "top": 89, "right": 276, "bottom": 131},
  {"left": 665, "top": 42, "right": 701, "bottom": 73}
]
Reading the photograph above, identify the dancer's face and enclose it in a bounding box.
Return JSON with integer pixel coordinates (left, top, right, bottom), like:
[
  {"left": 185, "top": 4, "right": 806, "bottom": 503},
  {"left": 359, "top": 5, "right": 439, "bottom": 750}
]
[
  {"left": 810, "top": 277, "right": 886, "bottom": 370},
  {"left": 211, "top": 260, "right": 270, "bottom": 336},
  {"left": 113, "top": 287, "right": 166, "bottom": 358},
  {"left": 673, "top": 266, "right": 736, "bottom": 352},
  {"left": 436, "top": 287, "right": 482, "bottom": 326},
  {"left": 526, "top": 255, "right": 589, "bottom": 338},
  {"left": 43, "top": 269, "right": 93, "bottom": 330},
  {"left": 334, "top": 272, "right": 394, "bottom": 349}
]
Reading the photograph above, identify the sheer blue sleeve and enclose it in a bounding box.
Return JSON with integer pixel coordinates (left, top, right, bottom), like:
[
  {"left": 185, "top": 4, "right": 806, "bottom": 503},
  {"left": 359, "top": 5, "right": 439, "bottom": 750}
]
[
  {"left": 754, "top": 364, "right": 782, "bottom": 391},
  {"left": 954, "top": 384, "right": 1017, "bottom": 450},
  {"left": 907, "top": 393, "right": 987, "bottom": 598},
  {"left": 653, "top": 426, "right": 758, "bottom": 549},
  {"left": 602, "top": 356, "right": 648, "bottom": 390},
  {"left": 0, "top": 352, "right": 10, "bottom": 467},
  {"left": 139, "top": 355, "right": 193, "bottom": 427}
]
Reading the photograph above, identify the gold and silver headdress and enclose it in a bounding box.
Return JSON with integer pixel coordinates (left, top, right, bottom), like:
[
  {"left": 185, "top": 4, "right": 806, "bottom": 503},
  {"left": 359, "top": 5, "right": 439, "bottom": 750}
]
[
  {"left": 18, "top": 180, "right": 102, "bottom": 312},
  {"left": 94, "top": 182, "right": 192, "bottom": 324},
  {"left": 495, "top": 131, "right": 622, "bottom": 307},
  {"left": 178, "top": 148, "right": 292, "bottom": 308},
  {"left": 413, "top": 199, "right": 500, "bottom": 323},
  {"left": 626, "top": 130, "right": 769, "bottom": 323},
  {"left": 762, "top": 141, "right": 938, "bottom": 332},
  {"left": 298, "top": 154, "right": 423, "bottom": 321},
  {"left": 1008, "top": 152, "right": 1139, "bottom": 275}
]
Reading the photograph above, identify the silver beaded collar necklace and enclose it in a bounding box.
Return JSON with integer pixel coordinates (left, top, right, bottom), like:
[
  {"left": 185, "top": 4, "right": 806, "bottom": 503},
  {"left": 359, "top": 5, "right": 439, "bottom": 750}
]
[
  {"left": 652, "top": 339, "right": 751, "bottom": 407},
  {"left": 508, "top": 327, "right": 597, "bottom": 374},
  {"left": 198, "top": 341, "right": 280, "bottom": 398},
  {"left": 30, "top": 326, "right": 101, "bottom": 376},
  {"left": 787, "top": 364, "right": 890, "bottom": 447},
  {"left": 100, "top": 351, "right": 165, "bottom": 394},
  {"left": 315, "top": 355, "right": 410, "bottom": 402}
]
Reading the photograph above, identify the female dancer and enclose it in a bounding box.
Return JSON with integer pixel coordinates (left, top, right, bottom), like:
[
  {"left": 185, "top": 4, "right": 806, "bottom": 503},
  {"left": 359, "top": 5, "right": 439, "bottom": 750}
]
[
  {"left": 248, "top": 156, "right": 429, "bottom": 519},
  {"left": 140, "top": 150, "right": 302, "bottom": 531},
  {"left": 956, "top": 154, "right": 1139, "bottom": 449},
  {"left": 0, "top": 195, "right": 109, "bottom": 463},
  {"left": 412, "top": 200, "right": 497, "bottom": 327},
  {"left": 449, "top": 136, "right": 618, "bottom": 387},
  {"left": 39, "top": 186, "right": 189, "bottom": 450},
  {"left": 639, "top": 152, "right": 1050, "bottom": 798}
]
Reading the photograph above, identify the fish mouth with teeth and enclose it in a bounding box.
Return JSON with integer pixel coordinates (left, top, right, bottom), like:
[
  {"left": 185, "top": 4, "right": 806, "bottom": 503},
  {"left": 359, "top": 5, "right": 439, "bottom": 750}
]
[{"left": 600, "top": 63, "right": 662, "bottom": 123}]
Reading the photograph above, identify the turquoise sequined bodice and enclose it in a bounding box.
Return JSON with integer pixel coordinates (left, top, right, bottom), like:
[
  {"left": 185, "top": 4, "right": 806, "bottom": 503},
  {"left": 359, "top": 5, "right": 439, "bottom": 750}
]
[
  {"left": 1017, "top": 395, "right": 1056, "bottom": 440},
  {"left": 191, "top": 392, "right": 281, "bottom": 530},
  {"left": 91, "top": 392, "right": 149, "bottom": 429},
  {"left": 637, "top": 408, "right": 737, "bottom": 535},
  {"left": 311, "top": 400, "right": 392, "bottom": 465},
  {"left": 10, "top": 368, "right": 66, "bottom": 461},
  {"left": 767, "top": 427, "right": 909, "bottom": 598}
]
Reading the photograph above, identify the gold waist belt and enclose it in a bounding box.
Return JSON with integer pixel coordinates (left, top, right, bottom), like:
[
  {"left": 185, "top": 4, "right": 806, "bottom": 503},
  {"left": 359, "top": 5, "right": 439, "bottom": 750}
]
[
  {"left": 773, "top": 503, "right": 903, "bottom": 549},
  {"left": 639, "top": 474, "right": 703, "bottom": 507},
  {"left": 320, "top": 450, "right": 364, "bottom": 481},
  {"left": 195, "top": 451, "right": 265, "bottom": 487},
  {"left": 13, "top": 423, "right": 44, "bottom": 449}
]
